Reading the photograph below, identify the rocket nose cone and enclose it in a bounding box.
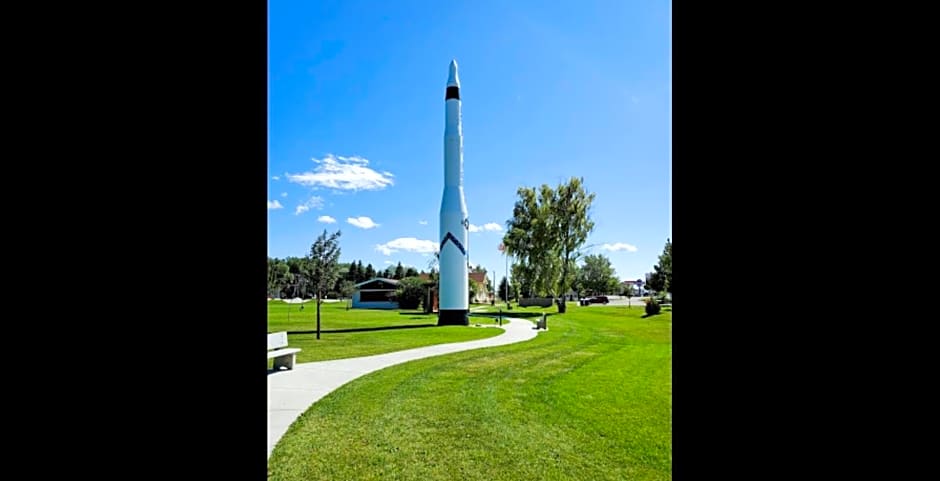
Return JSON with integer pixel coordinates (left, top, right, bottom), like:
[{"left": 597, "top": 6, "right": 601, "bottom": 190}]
[{"left": 447, "top": 59, "right": 459, "bottom": 87}]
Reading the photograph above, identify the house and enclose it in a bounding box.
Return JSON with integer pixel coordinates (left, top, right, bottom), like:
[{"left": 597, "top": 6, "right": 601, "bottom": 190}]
[
  {"left": 469, "top": 271, "right": 493, "bottom": 304},
  {"left": 352, "top": 278, "right": 400, "bottom": 309}
]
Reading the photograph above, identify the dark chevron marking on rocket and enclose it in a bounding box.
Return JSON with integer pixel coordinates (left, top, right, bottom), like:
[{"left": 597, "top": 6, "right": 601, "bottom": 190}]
[{"left": 440, "top": 232, "right": 466, "bottom": 256}]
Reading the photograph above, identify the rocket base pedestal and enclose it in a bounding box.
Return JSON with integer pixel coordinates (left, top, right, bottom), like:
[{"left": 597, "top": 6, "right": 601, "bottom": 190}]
[{"left": 438, "top": 309, "right": 468, "bottom": 326}]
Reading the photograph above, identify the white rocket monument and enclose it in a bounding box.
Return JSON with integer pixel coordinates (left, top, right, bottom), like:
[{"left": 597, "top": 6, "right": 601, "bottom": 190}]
[{"left": 438, "top": 59, "right": 469, "bottom": 326}]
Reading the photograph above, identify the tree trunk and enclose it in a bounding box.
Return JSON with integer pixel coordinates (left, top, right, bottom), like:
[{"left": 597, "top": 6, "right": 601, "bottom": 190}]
[
  {"left": 316, "top": 291, "right": 321, "bottom": 340},
  {"left": 558, "top": 249, "right": 571, "bottom": 314}
]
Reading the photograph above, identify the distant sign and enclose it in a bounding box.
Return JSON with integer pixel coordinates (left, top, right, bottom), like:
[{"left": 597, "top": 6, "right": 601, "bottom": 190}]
[{"left": 636, "top": 279, "right": 644, "bottom": 285}]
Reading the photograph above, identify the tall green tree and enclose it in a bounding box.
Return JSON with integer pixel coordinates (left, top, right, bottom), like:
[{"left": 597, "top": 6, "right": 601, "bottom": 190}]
[
  {"left": 497, "top": 276, "right": 516, "bottom": 302},
  {"left": 551, "top": 177, "right": 595, "bottom": 312},
  {"left": 355, "top": 261, "right": 366, "bottom": 283},
  {"left": 364, "top": 263, "right": 376, "bottom": 280},
  {"left": 267, "top": 258, "right": 278, "bottom": 297},
  {"left": 394, "top": 262, "right": 405, "bottom": 280},
  {"left": 503, "top": 186, "right": 557, "bottom": 299},
  {"left": 646, "top": 238, "right": 672, "bottom": 296},
  {"left": 270, "top": 260, "right": 292, "bottom": 298},
  {"left": 404, "top": 267, "right": 418, "bottom": 278},
  {"left": 578, "top": 254, "right": 618, "bottom": 295},
  {"left": 346, "top": 261, "right": 359, "bottom": 283},
  {"left": 645, "top": 271, "right": 664, "bottom": 295},
  {"left": 305, "top": 229, "right": 343, "bottom": 340},
  {"left": 658, "top": 238, "right": 672, "bottom": 295},
  {"left": 502, "top": 177, "right": 595, "bottom": 312}
]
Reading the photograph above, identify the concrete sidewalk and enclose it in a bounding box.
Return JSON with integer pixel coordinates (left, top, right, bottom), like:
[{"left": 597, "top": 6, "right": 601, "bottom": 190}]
[{"left": 268, "top": 317, "right": 541, "bottom": 458}]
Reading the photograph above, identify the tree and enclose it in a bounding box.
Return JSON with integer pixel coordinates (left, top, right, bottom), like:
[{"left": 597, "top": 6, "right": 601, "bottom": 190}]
[
  {"left": 405, "top": 267, "right": 418, "bottom": 278},
  {"left": 497, "top": 276, "right": 516, "bottom": 302},
  {"left": 552, "top": 177, "right": 596, "bottom": 312},
  {"left": 645, "top": 271, "right": 664, "bottom": 295},
  {"left": 621, "top": 283, "right": 635, "bottom": 297},
  {"left": 394, "top": 262, "right": 405, "bottom": 280},
  {"left": 427, "top": 252, "right": 439, "bottom": 273},
  {"left": 355, "top": 260, "right": 369, "bottom": 284},
  {"left": 658, "top": 238, "right": 672, "bottom": 295},
  {"left": 502, "top": 177, "right": 595, "bottom": 313},
  {"left": 346, "top": 261, "right": 359, "bottom": 283},
  {"left": 267, "top": 258, "right": 276, "bottom": 296},
  {"left": 270, "top": 260, "right": 292, "bottom": 298},
  {"left": 607, "top": 276, "right": 621, "bottom": 296},
  {"left": 503, "top": 186, "right": 558, "bottom": 299},
  {"left": 645, "top": 239, "right": 672, "bottom": 297},
  {"left": 305, "top": 229, "right": 342, "bottom": 340},
  {"left": 578, "top": 254, "right": 618, "bottom": 295},
  {"left": 364, "top": 263, "right": 376, "bottom": 280}
]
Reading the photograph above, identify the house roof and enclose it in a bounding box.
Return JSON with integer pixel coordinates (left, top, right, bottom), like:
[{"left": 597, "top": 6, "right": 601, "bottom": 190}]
[
  {"left": 469, "top": 271, "right": 488, "bottom": 283},
  {"left": 354, "top": 277, "right": 401, "bottom": 288}
]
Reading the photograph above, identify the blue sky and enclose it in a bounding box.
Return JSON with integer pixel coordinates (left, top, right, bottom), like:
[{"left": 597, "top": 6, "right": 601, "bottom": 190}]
[{"left": 268, "top": 0, "right": 670, "bottom": 284}]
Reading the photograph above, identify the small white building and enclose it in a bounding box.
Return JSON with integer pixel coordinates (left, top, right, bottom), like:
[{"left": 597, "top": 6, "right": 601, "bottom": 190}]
[{"left": 352, "top": 278, "right": 400, "bottom": 309}]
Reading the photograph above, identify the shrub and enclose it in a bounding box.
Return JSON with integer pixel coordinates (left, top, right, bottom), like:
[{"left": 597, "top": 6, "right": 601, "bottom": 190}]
[
  {"left": 396, "top": 277, "right": 426, "bottom": 310},
  {"left": 645, "top": 298, "right": 661, "bottom": 316}
]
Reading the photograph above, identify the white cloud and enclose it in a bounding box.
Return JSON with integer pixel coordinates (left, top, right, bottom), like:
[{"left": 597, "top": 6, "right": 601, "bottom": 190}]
[
  {"left": 281, "top": 192, "right": 288, "bottom": 197},
  {"left": 375, "top": 237, "right": 438, "bottom": 256},
  {"left": 294, "top": 197, "right": 324, "bottom": 215},
  {"left": 384, "top": 260, "right": 393, "bottom": 265},
  {"left": 418, "top": 220, "right": 428, "bottom": 225},
  {"left": 272, "top": 176, "right": 280, "bottom": 180},
  {"left": 469, "top": 222, "right": 503, "bottom": 233},
  {"left": 602, "top": 242, "right": 638, "bottom": 252},
  {"left": 347, "top": 216, "right": 379, "bottom": 229},
  {"left": 286, "top": 154, "right": 395, "bottom": 191},
  {"left": 317, "top": 215, "right": 336, "bottom": 224},
  {"left": 267, "top": 200, "right": 283, "bottom": 210}
]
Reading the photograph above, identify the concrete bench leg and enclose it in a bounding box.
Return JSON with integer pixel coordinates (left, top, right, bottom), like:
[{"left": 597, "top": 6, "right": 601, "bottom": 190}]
[{"left": 273, "top": 353, "right": 296, "bottom": 370}]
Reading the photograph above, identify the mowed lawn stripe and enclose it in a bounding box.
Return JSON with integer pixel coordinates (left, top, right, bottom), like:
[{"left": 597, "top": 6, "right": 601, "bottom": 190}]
[{"left": 269, "top": 305, "right": 671, "bottom": 481}]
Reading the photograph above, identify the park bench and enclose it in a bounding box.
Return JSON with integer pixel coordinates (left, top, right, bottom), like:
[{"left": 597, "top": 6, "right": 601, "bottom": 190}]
[
  {"left": 268, "top": 331, "right": 302, "bottom": 370},
  {"left": 535, "top": 314, "right": 547, "bottom": 330}
]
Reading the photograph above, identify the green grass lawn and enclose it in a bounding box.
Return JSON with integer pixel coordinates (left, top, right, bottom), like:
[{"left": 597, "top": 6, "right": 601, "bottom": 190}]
[
  {"left": 269, "top": 304, "right": 672, "bottom": 480},
  {"left": 268, "top": 300, "right": 439, "bottom": 333},
  {"left": 268, "top": 301, "right": 505, "bottom": 365},
  {"left": 276, "top": 326, "right": 505, "bottom": 364}
]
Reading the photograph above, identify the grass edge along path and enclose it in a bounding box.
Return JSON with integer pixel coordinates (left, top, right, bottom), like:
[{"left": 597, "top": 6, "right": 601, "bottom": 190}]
[{"left": 268, "top": 301, "right": 508, "bottom": 364}]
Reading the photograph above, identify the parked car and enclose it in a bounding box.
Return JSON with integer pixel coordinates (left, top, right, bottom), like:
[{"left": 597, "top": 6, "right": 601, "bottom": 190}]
[{"left": 579, "top": 295, "right": 609, "bottom": 305}]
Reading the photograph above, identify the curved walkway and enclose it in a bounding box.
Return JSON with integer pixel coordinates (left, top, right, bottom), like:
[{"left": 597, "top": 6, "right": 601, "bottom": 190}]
[{"left": 268, "top": 317, "right": 542, "bottom": 458}]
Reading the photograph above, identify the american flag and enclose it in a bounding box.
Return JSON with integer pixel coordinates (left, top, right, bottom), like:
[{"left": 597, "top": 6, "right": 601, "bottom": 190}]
[{"left": 497, "top": 243, "right": 506, "bottom": 253}]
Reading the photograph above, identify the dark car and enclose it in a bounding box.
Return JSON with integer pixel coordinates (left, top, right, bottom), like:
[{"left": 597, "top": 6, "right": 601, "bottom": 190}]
[{"left": 580, "top": 295, "right": 609, "bottom": 305}]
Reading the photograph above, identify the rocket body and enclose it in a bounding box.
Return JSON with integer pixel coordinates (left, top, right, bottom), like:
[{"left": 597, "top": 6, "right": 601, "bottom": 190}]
[{"left": 438, "top": 59, "right": 469, "bottom": 326}]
